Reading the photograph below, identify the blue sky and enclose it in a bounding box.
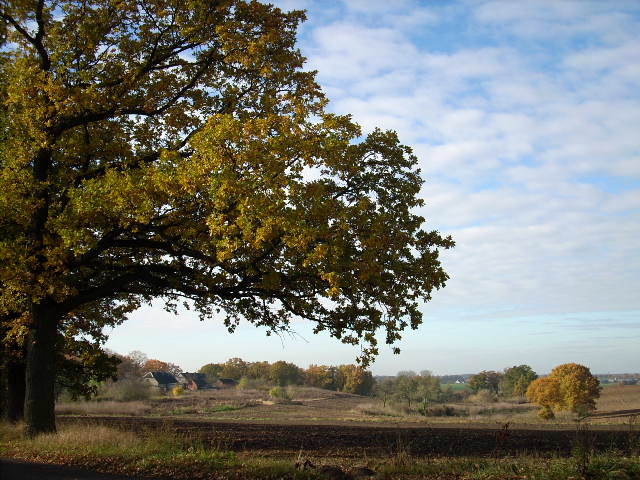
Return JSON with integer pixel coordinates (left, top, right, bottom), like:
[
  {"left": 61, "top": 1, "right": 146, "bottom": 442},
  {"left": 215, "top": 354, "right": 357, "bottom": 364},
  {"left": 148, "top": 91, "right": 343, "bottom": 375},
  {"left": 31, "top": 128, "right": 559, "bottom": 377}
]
[{"left": 105, "top": 0, "right": 640, "bottom": 375}]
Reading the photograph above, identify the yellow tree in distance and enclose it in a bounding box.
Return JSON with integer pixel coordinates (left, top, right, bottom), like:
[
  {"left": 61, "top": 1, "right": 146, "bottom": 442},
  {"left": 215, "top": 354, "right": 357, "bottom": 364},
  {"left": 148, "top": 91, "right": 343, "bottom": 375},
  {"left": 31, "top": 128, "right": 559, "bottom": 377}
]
[{"left": 526, "top": 363, "right": 601, "bottom": 419}]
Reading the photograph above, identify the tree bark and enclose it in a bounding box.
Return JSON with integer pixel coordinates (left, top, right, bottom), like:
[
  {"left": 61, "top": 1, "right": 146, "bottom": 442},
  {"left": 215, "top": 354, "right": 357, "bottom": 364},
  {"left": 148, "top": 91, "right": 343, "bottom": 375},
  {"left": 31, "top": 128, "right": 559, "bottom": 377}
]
[
  {"left": 0, "top": 340, "right": 5, "bottom": 420},
  {"left": 6, "top": 354, "right": 26, "bottom": 422},
  {"left": 24, "top": 301, "right": 59, "bottom": 437}
]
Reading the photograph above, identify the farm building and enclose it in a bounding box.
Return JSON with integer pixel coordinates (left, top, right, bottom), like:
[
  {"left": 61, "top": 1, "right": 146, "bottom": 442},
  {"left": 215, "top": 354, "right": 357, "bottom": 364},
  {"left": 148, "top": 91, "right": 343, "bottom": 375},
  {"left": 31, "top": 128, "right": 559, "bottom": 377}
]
[
  {"left": 142, "top": 371, "right": 179, "bottom": 391},
  {"left": 181, "top": 372, "right": 212, "bottom": 390},
  {"left": 215, "top": 378, "right": 237, "bottom": 389}
]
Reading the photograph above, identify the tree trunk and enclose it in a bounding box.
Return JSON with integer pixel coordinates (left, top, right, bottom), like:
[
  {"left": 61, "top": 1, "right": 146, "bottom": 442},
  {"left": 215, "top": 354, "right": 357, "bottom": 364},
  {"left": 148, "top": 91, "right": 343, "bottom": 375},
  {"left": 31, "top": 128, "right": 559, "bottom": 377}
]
[
  {"left": 0, "top": 340, "right": 5, "bottom": 419},
  {"left": 6, "top": 355, "right": 26, "bottom": 422},
  {"left": 24, "top": 301, "right": 59, "bottom": 437}
]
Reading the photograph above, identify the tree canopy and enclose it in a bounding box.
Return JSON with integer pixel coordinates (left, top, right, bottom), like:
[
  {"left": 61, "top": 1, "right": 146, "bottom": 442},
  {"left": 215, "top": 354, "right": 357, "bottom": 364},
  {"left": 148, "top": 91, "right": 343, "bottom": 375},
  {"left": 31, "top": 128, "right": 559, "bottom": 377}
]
[
  {"left": 141, "top": 359, "right": 181, "bottom": 376},
  {"left": 526, "top": 363, "right": 601, "bottom": 419},
  {"left": 500, "top": 365, "right": 537, "bottom": 397},
  {"left": 468, "top": 370, "right": 501, "bottom": 394},
  {"left": 0, "top": 0, "right": 453, "bottom": 435}
]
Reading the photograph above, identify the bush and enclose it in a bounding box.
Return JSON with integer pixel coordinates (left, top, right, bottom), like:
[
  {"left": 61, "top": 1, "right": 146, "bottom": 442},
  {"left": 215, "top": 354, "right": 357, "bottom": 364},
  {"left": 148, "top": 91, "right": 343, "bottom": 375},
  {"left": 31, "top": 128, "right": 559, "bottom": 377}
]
[
  {"left": 421, "top": 405, "right": 464, "bottom": 417},
  {"left": 99, "top": 379, "right": 152, "bottom": 401},
  {"left": 538, "top": 405, "right": 555, "bottom": 419},
  {"left": 269, "top": 386, "right": 291, "bottom": 401},
  {"left": 236, "top": 376, "right": 270, "bottom": 390},
  {"left": 237, "top": 377, "right": 250, "bottom": 390},
  {"left": 467, "top": 389, "right": 497, "bottom": 404},
  {"left": 172, "top": 385, "right": 184, "bottom": 397}
]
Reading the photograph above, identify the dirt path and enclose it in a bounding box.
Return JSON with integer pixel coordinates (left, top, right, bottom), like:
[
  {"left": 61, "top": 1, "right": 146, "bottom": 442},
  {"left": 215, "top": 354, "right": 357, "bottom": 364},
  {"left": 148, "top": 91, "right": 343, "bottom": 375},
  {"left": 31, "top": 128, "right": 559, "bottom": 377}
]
[
  {"left": 59, "top": 416, "right": 637, "bottom": 457},
  {"left": 590, "top": 408, "right": 640, "bottom": 419}
]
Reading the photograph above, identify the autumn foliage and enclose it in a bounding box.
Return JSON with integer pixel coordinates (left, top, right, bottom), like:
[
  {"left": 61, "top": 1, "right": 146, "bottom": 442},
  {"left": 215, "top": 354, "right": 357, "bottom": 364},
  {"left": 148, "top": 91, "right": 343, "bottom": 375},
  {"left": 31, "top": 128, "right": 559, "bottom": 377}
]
[
  {"left": 0, "top": 0, "right": 452, "bottom": 435},
  {"left": 141, "top": 359, "right": 181, "bottom": 376},
  {"left": 526, "top": 363, "right": 601, "bottom": 419}
]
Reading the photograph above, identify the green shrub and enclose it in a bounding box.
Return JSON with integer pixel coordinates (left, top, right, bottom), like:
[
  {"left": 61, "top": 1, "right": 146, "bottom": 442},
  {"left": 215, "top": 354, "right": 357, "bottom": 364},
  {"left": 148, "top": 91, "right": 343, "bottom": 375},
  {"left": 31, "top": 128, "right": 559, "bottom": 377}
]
[{"left": 269, "top": 386, "right": 291, "bottom": 401}]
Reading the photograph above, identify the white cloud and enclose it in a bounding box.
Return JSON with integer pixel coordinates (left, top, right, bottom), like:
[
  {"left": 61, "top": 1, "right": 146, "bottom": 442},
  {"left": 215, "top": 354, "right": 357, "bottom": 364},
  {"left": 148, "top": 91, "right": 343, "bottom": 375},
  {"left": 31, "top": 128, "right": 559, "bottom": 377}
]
[
  {"left": 296, "top": 0, "right": 640, "bottom": 323},
  {"left": 307, "top": 23, "right": 418, "bottom": 82},
  {"left": 474, "top": 1, "right": 638, "bottom": 43},
  {"left": 565, "top": 42, "right": 640, "bottom": 72}
]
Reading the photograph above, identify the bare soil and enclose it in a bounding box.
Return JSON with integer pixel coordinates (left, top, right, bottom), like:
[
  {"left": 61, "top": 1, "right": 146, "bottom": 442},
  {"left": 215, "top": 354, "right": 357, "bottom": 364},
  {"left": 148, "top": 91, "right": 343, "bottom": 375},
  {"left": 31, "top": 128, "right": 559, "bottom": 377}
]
[{"left": 59, "top": 415, "right": 636, "bottom": 458}]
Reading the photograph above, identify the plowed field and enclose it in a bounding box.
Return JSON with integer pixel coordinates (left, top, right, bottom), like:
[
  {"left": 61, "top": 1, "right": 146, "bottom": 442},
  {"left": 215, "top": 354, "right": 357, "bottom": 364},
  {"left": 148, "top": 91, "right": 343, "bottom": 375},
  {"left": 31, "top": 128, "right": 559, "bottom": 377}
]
[{"left": 59, "top": 416, "right": 635, "bottom": 458}]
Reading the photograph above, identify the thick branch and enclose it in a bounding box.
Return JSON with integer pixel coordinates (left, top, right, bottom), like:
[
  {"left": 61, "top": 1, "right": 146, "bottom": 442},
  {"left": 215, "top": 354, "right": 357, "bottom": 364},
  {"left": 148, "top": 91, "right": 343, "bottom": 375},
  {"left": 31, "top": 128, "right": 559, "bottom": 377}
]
[{"left": 1, "top": 4, "right": 50, "bottom": 70}]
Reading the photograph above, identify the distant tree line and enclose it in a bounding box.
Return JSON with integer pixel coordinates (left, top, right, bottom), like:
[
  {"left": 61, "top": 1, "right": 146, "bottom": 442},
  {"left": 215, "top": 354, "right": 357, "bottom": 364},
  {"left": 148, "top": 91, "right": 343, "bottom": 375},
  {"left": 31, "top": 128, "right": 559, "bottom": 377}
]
[
  {"left": 52, "top": 350, "right": 601, "bottom": 422},
  {"left": 467, "top": 365, "right": 538, "bottom": 397},
  {"left": 370, "top": 365, "right": 541, "bottom": 416},
  {"left": 375, "top": 371, "right": 444, "bottom": 413},
  {"left": 198, "top": 358, "right": 375, "bottom": 395}
]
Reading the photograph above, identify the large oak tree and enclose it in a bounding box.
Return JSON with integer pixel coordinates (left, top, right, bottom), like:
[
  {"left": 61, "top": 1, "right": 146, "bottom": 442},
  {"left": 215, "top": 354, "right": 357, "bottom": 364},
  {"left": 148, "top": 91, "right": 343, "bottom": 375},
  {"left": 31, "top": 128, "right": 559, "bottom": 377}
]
[{"left": 0, "top": 0, "right": 453, "bottom": 436}]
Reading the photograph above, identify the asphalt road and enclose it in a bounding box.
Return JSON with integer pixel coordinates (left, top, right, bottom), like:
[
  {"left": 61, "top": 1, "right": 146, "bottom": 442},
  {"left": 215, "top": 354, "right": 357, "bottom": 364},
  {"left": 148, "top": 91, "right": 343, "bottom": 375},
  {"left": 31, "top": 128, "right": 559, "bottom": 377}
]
[{"left": 0, "top": 458, "right": 158, "bottom": 480}]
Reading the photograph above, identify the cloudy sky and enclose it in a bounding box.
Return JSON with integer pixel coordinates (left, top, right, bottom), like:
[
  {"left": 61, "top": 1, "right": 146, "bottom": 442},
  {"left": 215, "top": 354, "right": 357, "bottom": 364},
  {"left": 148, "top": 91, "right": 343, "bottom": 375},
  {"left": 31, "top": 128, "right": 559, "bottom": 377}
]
[{"left": 106, "top": 0, "right": 640, "bottom": 375}]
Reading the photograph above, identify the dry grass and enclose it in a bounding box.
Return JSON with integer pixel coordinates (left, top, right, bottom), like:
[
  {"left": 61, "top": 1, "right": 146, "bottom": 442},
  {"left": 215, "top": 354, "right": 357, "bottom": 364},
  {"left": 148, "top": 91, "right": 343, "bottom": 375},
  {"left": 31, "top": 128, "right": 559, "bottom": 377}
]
[
  {"left": 149, "top": 389, "right": 266, "bottom": 416},
  {"left": 286, "top": 386, "right": 355, "bottom": 401},
  {"left": 0, "top": 422, "right": 307, "bottom": 480},
  {"left": 28, "top": 424, "right": 148, "bottom": 453},
  {"left": 200, "top": 388, "right": 271, "bottom": 402},
  {"left": 53, "top": 384, "right": 640, "bottom": 427},
  {"left": 0, "top": 422, "right": 183, "bottom": 457},
  {"left": 55, "top": 400, "right": 150, "bottom": 416},
  {"left": 352, "top": 399, "right": 542, "bottom": 424},
  {"left": 352, "top": 402, "right": 403, "bottom": 418},
  {"left": 353, "top": 386, "right": 640, "bottom": 426},
  {"left": 2, "top": 421, "right": 639, "bottom": 480},
  {"left": 596, "top": 384, "right": 640, "bottom": 412}
]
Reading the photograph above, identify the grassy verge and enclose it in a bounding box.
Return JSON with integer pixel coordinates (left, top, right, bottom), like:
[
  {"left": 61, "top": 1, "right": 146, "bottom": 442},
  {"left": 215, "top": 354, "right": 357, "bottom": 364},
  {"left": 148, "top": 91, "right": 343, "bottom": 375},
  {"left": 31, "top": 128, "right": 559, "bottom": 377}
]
[
  {"left": 1, "top": 422, "right": 639, "bottom": 479},
  {"left": 372, "top": 454, "right": 640, "bottom": 479},
  {"left": 0, "top": 422, "right": 316, "bottom": 479}
]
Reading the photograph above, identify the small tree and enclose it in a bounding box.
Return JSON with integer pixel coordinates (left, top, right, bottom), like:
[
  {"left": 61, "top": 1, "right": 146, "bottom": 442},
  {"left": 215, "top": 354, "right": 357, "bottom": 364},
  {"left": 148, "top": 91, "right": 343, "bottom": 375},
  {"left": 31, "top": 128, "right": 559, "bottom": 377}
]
[
  {"left": 142, "top": 359, "right": 181, "bottom": 376},
  {"left": 269, "top": 360, "right": 303, "bottom": 387},
  {"left": 553, "top": 363, "right": 601, "bottom": 415},
  {"left": 246, "top": 361, "right": 271, "bottom": 380},
  {"left": 375, "top": 378, "right": 395, "bottom": 408},
  {"left": 469, "top": 371, "right": 502, "bottom": 394},
  {"left": 305, "top": 364, "right": 336, "bottom": 390},
  {"left": 526, "top": 376, "right": 562, "bottom": 419},
  {"left": 500, "top": 365, "right": 537, "bottom": 397},
  {"left": 415, "top": 374, "right": 441, "bottom": 414},
  {"left": 113, "top": 351, "right": 146, "bottom": 380},
  {"left": 526, "top": 363, "right": 601, "bottom": 419},
  {"left": 221, "top": 358, "right": 248, "bottom": 381},
  {"left": 339, "top": 364, "right": 374, "bottom": 395},
  {"left": 395, "top": 373, "right": 418, "bottom": 408},
  {"left": 199, "top": 363, "right": 224, "bottom": 384}
]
